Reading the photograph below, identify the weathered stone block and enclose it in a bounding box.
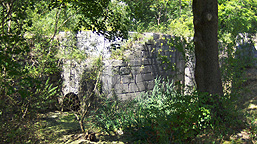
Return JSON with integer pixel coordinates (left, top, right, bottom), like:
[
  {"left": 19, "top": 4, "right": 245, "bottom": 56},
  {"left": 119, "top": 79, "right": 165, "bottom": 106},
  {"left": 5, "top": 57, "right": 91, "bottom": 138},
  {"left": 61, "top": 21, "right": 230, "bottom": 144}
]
[
  {"left": 128, "top": 82, "right": 147, "bottom": 92},
  {"left": 119, "top": 93, "right": 131, "bottom": 101},
  {"left": 147, "top": 80, "right": 155, "bottom": 90},
  {"left": 139, "top": 65, "right": 154, "bottom": 74},
  {"left": 136, "top": 73, "right": 156, "bottom": 82},
  {"left": 119, "top": 92, "right": 143, "bottom": 101},
  {"left": 131, "top": 66, "right": 140, "bottom": 74},
  {"left": 120, "top": 67, "right": 131, "bottom": 75},
  {"left": 129, "top": 60, "right": 142, "bottom": 66},
  {"left": 111, "top": 74, "right": 121, "bottom": 85},
  {"left": 142, "top": 58, "right": 152, "bottom": 65},
  {"left": 114, "top": 83, "right": 129, "bottom": 94},
  {"left": 121, "top": 74, "right": 134, "bottom": 84}
]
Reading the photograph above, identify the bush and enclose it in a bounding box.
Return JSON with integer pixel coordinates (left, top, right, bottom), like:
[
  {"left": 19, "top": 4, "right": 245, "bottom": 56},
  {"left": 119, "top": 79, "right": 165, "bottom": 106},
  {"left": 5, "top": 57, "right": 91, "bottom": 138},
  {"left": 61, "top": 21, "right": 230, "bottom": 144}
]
[{"left": 95, "top": 78, "right": 214, "bottom": 143}]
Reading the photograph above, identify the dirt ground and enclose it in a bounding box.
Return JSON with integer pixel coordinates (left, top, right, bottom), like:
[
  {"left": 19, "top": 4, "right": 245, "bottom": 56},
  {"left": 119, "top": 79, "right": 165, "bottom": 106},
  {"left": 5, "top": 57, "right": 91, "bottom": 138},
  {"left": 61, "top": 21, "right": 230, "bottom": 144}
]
[
  {"left": 34, "top": 110, "right": 129, "bottom": 143},
  {"left": 34, "top": 67, "right": 257, "bottom": 144}
]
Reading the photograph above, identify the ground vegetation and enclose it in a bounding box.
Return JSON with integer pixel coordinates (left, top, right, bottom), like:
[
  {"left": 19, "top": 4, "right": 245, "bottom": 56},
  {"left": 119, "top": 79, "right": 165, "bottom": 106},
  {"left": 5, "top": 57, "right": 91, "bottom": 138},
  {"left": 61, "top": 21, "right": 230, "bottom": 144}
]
[{"left": 0, "top": 0, "right": 256, "bottom": 143}]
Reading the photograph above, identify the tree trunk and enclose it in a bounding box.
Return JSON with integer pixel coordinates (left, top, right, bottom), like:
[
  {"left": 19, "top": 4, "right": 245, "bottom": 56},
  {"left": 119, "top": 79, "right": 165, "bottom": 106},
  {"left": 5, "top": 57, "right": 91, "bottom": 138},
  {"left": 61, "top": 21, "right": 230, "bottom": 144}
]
[{"left": 192, "top": 0, "right": 223, "bottom": 97}]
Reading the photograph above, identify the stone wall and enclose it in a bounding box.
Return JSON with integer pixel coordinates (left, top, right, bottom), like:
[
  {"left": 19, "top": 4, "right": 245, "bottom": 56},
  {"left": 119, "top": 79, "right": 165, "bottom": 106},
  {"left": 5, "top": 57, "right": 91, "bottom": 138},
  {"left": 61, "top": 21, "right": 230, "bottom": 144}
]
[
  {"left": 102, "top": 33, "right": 184, "bottom": 100},
  {"left": 235, "top": 33, "right": 257, "bottom": 67},
  {"left": 60, "top": 31, "right": 184, "bottom": 100}
]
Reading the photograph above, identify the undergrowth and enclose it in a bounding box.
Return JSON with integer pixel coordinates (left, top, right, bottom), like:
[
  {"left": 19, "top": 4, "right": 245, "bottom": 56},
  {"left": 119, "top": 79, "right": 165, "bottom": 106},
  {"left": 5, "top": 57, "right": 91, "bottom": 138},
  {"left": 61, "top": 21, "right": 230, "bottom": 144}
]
[{"left": 94, "top": 78, "right": 242, "bottom": 143}]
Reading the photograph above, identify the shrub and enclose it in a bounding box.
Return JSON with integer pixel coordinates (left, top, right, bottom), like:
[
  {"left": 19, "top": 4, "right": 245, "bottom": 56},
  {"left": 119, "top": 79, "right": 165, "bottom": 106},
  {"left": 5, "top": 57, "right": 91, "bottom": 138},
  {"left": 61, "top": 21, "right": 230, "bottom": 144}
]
[{"left": 95, "top": 78, "right": 213, "bottom": 143}]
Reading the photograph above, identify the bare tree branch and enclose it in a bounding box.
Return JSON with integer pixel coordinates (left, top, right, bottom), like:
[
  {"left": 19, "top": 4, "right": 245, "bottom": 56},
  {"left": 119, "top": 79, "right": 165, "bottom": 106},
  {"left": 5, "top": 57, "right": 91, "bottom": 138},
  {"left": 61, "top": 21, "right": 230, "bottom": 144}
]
[{"left": 50, "top": 6, "right": 63, "bottom": 42}]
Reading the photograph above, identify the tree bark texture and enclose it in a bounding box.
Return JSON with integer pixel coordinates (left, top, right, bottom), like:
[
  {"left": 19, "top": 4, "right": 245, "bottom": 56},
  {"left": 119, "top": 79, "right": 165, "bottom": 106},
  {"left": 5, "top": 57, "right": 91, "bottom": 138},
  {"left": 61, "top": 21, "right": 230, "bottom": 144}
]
[{"left": 192, "top": 0, "right": 223, "bottom": 96}]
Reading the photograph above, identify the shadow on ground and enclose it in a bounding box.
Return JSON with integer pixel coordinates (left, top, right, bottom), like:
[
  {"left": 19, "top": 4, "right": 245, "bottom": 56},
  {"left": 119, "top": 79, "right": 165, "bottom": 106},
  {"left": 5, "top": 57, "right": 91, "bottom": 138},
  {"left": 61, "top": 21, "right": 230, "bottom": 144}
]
[{"left": 34, "top": 68, "right": 257, "bottom": 144}]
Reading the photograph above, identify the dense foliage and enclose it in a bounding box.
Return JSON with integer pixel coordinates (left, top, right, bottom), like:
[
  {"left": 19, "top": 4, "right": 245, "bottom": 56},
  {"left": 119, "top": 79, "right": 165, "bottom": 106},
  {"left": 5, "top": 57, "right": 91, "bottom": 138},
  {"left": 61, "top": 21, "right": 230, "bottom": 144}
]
[
  {"left": 95, "top": 78, "right": 241, "bottom": 143},
  {"left": 95, "top": 78, "right": 209, "bottom": 143},
  {"left": 0, "top": 0, "right": 128, "bottom": 142},
  {"left": 0, "top": 0, "right": 256, "bottom": 143}
]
